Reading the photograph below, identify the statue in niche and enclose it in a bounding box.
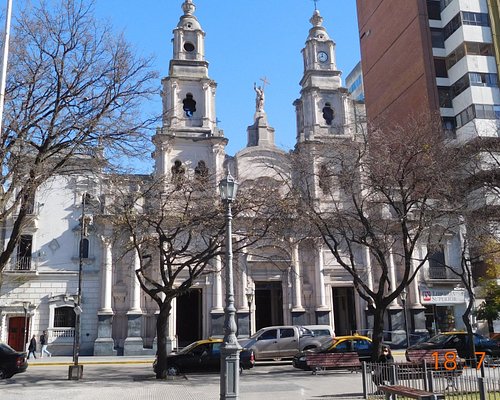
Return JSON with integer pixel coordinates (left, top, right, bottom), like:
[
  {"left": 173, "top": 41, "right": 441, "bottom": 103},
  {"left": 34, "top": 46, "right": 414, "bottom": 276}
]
[
  {"left": 194, "top": 160, "right": 209, "bottom": 180},
  {"left": 171, "top": 160, "right": 186, "bottom": 188}
]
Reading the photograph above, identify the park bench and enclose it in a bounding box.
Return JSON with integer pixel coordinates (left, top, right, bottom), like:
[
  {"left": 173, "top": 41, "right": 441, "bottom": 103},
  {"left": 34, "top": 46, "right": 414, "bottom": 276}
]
[
  {"left": 305, "top": 352, "right": 361, "bottom": 374},
  {"left": 378, "top": 384, "right": 445, "bottom": 400}
]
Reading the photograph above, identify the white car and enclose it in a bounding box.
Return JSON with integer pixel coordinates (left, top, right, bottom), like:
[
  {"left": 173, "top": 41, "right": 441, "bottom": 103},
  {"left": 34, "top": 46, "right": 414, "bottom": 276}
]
[{"left": 303, "top": 325, "right": 335, "bottom": 338}]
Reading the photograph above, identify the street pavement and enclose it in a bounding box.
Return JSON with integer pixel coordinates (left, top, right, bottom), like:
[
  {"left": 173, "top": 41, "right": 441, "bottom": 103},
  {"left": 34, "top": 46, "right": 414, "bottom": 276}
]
[{"left": 0, "top": 355, "right": 372, "bottom": 400}]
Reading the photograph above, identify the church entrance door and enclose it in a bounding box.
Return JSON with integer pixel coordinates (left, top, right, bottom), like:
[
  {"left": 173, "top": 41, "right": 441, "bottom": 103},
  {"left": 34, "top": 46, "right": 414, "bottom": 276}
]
[
  {"left": 176, "top": 289, "right": 202, "bottom": 347},
  {"left": 8, "top": 316, "right": 28, "bottom": 351},
  {"left": 333, "top": 287, "right": 357, "bottom": 336},
  {"left": 255, "top": 282, "right": 283, "bottom": 330}
]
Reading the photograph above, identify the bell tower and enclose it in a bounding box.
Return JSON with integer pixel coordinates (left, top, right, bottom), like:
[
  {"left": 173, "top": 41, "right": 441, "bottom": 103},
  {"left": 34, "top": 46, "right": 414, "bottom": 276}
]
[
  {"left": 153, "top": 0, "right": 227, "bottom": 179},
  {"left": 294, "top": 9, "right": 357, "bottom": 142}
]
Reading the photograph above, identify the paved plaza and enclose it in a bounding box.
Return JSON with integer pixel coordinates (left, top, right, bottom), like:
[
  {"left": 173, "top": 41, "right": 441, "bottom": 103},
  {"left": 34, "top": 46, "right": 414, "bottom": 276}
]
[{"left": 0, "top": 356, "right": 366, "bottom": 400}]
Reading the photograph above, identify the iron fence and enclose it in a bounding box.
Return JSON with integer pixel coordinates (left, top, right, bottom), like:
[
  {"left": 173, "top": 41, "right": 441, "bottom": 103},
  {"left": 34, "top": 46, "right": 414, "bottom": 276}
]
[{"left": 362, "top": 359, "right": 500, "bottom": 399}]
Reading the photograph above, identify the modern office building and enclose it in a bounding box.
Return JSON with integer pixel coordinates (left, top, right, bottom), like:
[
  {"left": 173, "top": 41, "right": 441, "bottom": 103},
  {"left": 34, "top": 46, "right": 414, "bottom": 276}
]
[
  {"left": 356, "top": 0, "right": 500, "bottom": 334},
  {"left": 357, "top": 0, "right": 500, "bottom": 140}
]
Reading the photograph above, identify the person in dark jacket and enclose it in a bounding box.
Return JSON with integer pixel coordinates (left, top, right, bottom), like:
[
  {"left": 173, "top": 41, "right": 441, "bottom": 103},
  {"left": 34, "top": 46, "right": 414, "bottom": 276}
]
[
  {"left": 373, "top": 345, "right": 395, "bottom": 386},
  {"left": 27, "top": 335, "right": 37, "bottom": 359}
]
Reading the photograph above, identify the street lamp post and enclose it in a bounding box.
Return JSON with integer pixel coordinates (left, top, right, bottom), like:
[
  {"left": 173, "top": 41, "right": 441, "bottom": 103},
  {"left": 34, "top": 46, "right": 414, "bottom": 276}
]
[
  {"left": 219, "top": 171, "right": 241, "bottom": 400},
  {"left": 22, "top": 301, "right": 30, "bottom": 352},
  {"left": 246, "top": 288, "right": 254, "bottom": 338},
  {"left": 400, "top": 288, "right": 410, "bottom": 348},
  {"left": 69, "top": 192, "right": 97, "bottom": 380}
]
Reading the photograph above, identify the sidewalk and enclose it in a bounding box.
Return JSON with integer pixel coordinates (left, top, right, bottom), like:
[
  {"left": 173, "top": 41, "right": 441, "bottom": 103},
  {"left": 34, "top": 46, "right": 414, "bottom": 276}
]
[
  {"left": 10, "top": 355, "right": 365, "bottom": 400},
  {"left": 27, "top": 354, "right": 155, "bottom": 366}
]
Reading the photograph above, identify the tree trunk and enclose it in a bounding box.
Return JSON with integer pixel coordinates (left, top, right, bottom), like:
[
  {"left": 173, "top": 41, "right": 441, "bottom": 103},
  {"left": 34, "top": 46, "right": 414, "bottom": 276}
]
[
  {"left": 371, "top": 306, "right": 386, "bottom": 361},
  {"left": 462, "top": 297, "right": 476, "bottom": 362},
  {"left": 155, "top": 301, "right": 172, "bottom": 379}
]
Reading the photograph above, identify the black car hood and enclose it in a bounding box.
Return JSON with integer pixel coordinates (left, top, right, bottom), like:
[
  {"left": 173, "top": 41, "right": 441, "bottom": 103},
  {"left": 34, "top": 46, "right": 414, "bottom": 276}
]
[{"left": 408, "top": 342, "right": 442, "bottom": 350}]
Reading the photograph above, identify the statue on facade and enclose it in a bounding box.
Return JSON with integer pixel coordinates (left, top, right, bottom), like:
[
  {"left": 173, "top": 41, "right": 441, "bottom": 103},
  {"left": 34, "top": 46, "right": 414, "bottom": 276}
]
[{"left": 253, "top": 82, "right": 265, "bottom": 112}]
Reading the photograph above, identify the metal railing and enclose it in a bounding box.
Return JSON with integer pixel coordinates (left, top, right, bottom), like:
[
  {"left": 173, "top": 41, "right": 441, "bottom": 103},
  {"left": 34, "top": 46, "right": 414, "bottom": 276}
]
[{"left": 362, "top": 359, "right": 500, "bottom": 399}]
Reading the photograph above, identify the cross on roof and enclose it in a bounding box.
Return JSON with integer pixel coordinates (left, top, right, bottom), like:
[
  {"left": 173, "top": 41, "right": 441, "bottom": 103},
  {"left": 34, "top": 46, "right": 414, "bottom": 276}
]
[
  {"left": 312, "top": 0, "right": 320, "bottom": 11},
  {"left": 260, "top": 76, "right": 270, "bottom": 91}
]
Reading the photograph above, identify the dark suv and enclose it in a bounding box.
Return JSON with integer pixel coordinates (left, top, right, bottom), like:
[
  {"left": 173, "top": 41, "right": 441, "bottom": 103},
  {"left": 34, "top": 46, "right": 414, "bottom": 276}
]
[
  {"left": 0, "top": 343, "right": 28, "bottom": 379},
  {"left": 406, "top": 332, "right": 500, "bottom": 360}
]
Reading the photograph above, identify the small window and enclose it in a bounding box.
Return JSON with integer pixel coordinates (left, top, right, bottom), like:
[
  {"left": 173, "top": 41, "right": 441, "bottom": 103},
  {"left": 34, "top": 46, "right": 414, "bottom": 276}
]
[
  {"left": 54, "top": 306, "right": 76, "bottom": 328},
  {"left": 434, "top": 58, "right": 447, "bottom": 78},
  {"left": 16, "top": 235, "right": 32, "bottom": 270},
  {"left": 183, "top": 93, "right": 196, "bottom": 117},
  {"left": 431, "top": 28, "right": 445, "bottom": 48},
  {"left": 334, "top": 340, "right": 350, "bottom": 351},
  {"left": 79, "top": 238, "right": 89, "bottom": 259},
  {"left": 280, "top": 328, "right": 295, "bottom": 339},
  {"left": 353, "top": 340, "right": 371, "bottom": 351},
  {"left": 438, "top": 87, "right": 452, "bottom": 108},
  {"left": 427, "top": 0, "right": 441, "bottom": 20},
  {"left": 258, "top": 329, "right": 277, "bottom": 340}
]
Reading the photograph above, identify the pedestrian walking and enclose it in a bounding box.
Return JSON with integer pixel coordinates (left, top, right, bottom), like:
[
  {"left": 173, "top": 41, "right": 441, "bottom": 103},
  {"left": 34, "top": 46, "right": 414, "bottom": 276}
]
[
  {"left": 27, "top": 335, "right": 37, "bottom": 359},
  {"left": 40, "top": 330, "right": 51, "bottom": 358}
]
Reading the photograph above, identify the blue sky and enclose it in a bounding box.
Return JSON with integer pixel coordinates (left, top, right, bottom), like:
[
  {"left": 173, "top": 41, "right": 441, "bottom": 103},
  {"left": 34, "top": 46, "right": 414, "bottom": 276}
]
[{"left": 13, "top": 0, "right": 361, "bottom": 170}]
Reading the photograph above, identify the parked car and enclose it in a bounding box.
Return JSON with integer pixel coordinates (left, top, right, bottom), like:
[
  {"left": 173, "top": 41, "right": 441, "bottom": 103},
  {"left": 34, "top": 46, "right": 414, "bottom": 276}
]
[
  {"left": 303, "top": 325, "right": 335, "bottom": 338},
  {"left": 293, "top": 335, "right": 373, "bottom": 370},
  {"left": 238, "top": 325, "right": 331, "bottom": 361},
  {"left": 153, "top": 338, "right": 254, "bottom": 376},
  {"left": 0, "top": 343, "right": 28, "bottom": 379},
  {"left": 405, "top": 332, "right": 500, "bottom": 361}
]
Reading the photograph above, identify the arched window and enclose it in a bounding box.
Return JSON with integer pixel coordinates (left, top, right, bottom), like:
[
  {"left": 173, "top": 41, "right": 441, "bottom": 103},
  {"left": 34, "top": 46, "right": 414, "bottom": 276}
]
[
  {"left": 79, "top": 238, "right": 89, "bottom": 259},
  {"left": 183, "top": 93, "right": 196, "bottom": 117},
  {"left": 322, "top": 103, "right": 335, "bottom": 125}
]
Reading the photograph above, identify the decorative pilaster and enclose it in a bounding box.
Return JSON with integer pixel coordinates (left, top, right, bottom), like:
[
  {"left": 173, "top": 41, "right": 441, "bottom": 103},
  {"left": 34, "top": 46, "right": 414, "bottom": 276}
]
[
  {"left": 93, "top": 236, "right": 115, "bottom": 356},
  {"left": 124, "top": 246, "right": 145, "bottom": 356}
]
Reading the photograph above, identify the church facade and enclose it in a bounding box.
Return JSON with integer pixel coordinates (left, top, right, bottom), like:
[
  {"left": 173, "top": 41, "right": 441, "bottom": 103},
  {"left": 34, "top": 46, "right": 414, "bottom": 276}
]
[{"left": 0, "top": 1, "right": 469, "bottom": 356}]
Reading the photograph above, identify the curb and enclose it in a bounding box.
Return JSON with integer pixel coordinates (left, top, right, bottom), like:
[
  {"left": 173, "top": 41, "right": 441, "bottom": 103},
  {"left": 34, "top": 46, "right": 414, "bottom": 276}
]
[{"left": 28, "top": 359, "right": 154, "bottom": 367}]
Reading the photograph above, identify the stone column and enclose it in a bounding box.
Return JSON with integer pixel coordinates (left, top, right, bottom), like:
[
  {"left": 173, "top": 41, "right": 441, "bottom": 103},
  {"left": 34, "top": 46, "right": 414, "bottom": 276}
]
[
  {"left": 124, "top": 248, "right": 145, "bottom": 355},
  {"left": 94, "top": 236, "right": 116, "bottom": 356},
  {"left": 389, "top": 247, "right": 399, "bottom": 307},
  {"left": 291, "top": 241, "right": 306, "bottom": 325},
  {"left": 315, "top": 241, "right": 330, "bottom": 324}
]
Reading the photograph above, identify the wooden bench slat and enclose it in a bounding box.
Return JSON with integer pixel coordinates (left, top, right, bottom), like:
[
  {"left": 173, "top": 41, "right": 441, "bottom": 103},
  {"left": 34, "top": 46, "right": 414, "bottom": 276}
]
[
  {"left": 379, "top": 385, "right": 445, "bottom": 400},
  {"left": 305, "top": 352, "right": 360, "bottom": 374}
]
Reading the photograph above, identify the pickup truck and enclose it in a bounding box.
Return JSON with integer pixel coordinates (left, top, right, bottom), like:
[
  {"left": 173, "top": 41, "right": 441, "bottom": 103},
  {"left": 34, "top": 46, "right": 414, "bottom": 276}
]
[{"left": 239, "top": 325, "right": 331, "bottom": 361}]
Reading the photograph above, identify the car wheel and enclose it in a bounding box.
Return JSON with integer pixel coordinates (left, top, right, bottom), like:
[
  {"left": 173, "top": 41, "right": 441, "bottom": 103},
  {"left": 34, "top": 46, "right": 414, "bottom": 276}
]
[
  {"left": 0, "top": 369, "right": 6, "bottom": 379},
  {"left": 167, "top": 365, "right": 180, "bottom": 376}
]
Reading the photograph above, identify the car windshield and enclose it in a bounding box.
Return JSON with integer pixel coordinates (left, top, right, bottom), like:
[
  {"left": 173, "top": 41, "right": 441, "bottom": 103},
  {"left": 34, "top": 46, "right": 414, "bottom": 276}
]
[
  {"left": 427, "top": 334, "right": 451, "bottom": 345},
  {"left": 178, "top": 341, "right": 203, "bottom": 354},
  {"left": 318, "top": 338, "right": 335, "bottom": 351}
]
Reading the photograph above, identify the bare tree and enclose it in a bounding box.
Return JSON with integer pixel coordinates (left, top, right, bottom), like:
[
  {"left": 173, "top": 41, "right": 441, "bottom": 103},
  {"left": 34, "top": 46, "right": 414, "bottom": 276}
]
[
  {"left": 105, "top": 171, "right": 284, "bottom": 379},
  {"left": 291, "top": 114, "right": 464, "bottom": 359},
  {"left": 0, "top": 0, "right": 158, "bottom": 275}
]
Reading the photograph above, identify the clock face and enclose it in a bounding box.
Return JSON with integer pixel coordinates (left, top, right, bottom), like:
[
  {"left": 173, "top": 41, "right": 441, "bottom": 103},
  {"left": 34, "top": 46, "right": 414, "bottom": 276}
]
[{"left": 318, "top": 51, "right": 328, "bottom": 63}]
